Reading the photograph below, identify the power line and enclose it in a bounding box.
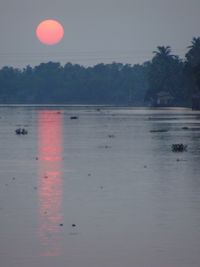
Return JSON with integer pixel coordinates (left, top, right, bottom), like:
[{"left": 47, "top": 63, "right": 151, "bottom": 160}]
[{"left": 0, "top": 47, "right": 188, "bottom": 67}]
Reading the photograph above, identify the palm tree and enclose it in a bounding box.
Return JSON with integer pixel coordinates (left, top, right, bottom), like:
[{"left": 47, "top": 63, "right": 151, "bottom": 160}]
[
  {"left": 186, "top": 37, "right": 200, "bottom": 68},
  {"left": 145, "top": 45, "right": 183, "bottom": 104},
  {"left": 188, "top": 37, "right": 200, "bottom": 49},
  {"left": 185, "top": 37, "right": 200, "bottom": 97},
  {"left": 153, "top": 46, "right": 178, "bottom": 61},
  {"left": 153, "top": 46, "right": 171, "bottom": 57}
]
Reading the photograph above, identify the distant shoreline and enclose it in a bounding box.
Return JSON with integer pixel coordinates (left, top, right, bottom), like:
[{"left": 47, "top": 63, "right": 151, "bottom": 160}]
[{"left": 0, "top": 104, "right": 193, "bottom": 110}]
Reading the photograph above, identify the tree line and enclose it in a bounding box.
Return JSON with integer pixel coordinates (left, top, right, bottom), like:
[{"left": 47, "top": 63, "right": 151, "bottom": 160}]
[{"left": 0, "top": 37, "right": 200, "bottom": 106}]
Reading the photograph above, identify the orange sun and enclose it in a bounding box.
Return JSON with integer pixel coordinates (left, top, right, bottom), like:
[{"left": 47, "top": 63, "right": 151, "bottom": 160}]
[{"left": 36, "top": 19, "right": 64, "bottom": 45}]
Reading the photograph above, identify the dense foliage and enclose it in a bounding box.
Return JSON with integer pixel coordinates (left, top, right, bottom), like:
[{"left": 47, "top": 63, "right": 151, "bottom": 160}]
[
  {"left": 145, "top": 46, "right": 185, "bottom": 104},
  {"left": 185, "top": 37, "right": 200, "bottom": 95},
  {"left": 0, "top": 37, "right": 200, "bottom": 106},
  {"left": 0, "top": 62, "right": 148, "bottom": 105}
]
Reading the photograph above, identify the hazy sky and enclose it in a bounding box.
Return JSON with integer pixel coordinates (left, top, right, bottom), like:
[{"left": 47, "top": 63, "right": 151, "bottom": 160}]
[{"left": 0, "top": 0, "right": 199, "bottom": 68}]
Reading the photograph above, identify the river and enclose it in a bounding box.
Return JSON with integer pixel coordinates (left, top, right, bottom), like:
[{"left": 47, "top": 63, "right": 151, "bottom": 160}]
[{"left": 1, "top": 106, "right": 200, "bottom": 267}]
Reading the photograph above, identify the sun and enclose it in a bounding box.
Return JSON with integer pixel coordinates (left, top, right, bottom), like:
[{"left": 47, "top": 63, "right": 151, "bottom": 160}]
[{"left": 36, "top": 19, "right": 64, "bottom": 46}]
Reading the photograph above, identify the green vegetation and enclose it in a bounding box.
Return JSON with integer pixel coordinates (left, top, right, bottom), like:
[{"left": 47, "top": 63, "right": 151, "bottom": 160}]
[
  {"left": 0, "top": 37, "right": 200, "bottom": 106},
  {"left": 145, "top": 46, "right": 185, "bottom": 105}
]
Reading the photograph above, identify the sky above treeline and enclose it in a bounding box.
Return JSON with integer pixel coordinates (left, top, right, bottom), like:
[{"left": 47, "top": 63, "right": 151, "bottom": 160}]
[{"left": 0, "top": 0, "right": 199, "bottom": 68}]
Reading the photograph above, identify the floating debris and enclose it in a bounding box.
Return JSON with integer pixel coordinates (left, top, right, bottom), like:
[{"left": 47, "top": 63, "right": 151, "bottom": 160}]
[
  {"left": 181, "top": 127, "right": 200, "bottom": 131},
  {"left": 150, "top": 129, "right": 168, "bottom": 133},
  {"left": 72, "top": 224, "right": 76, "bottom": 227},
  {"left": 108, "top": 134, "right": 115, "bottom": 138},
  {"left": 59, "top": 223, "right": 64, "bottom": 227},
  {"left": 98, "top": 145, "right": 112, "bottom": 149},
  {"left": 172, "top": 144, "right": 187, "bottom": 152},
  {"left": 88, "top": 173, "right": 91, "bottom": 176},
  {"left": 70, "top": 116, "right": 78, "bottom": 120},
  {"left": 15, "top": 128, "right": 20, "bottom": 135},
  {"left": 176, "top": 158, "right": 187, "bottom": 162},
  {"left": 15, "top": 128, "right": 28, "bottom": 135}
]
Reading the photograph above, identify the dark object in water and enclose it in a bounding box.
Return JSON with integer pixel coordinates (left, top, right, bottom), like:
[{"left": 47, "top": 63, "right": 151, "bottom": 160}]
[
  {"left": 59, "top": 223, "right": 63, "bottom": 227},
  {"left": 172, "top": 144, "right": 187, "bottom": 152},
  {"left": 15, "top": 129, "right": 20, "bottom": 135},
  {"left": 150, "top": 129, "right": 168, "bottom": 133},
  {"left": 15, "top": 128, "right": 28, "bottom": 135},
  {"left": 70, "top": 116, "right": 78, "bottom": 120},
  {"left": 72, "top": 224, "right": 76, "bottom": 227},
  {"left": 98, "top": 145, "right": 112, "bottom": 149},
  {"left": 182, "top": 127, "right": 189, "bottom": 130}
]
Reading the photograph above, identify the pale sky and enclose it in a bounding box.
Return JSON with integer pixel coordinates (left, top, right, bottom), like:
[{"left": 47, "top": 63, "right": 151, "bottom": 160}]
[{"left": 0, "top": 0, "right": 199, "bottom": 68}]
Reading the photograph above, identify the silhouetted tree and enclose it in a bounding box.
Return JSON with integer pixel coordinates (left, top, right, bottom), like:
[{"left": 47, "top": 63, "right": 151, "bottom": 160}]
[
  {"left": 0, "top": 39, "right": 199, "bottom": 106},
  {"left": 185, "top": 37, "right": 200, "bottom": 92},
  {"left": 145, "top": 46, "right": 184, "bottom": 105}
]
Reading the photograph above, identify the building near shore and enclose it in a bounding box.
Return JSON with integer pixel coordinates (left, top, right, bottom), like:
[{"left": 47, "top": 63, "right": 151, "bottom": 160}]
[{"left": 154, "top": 91, "right": 174, "bottom": 107}]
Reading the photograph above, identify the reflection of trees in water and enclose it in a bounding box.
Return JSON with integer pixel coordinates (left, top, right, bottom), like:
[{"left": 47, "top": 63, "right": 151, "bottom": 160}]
[{"left": 38, "top": 110, "right": 63, "bottom": 256}]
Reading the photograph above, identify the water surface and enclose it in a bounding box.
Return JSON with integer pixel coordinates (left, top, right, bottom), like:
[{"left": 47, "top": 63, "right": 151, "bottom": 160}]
[{"left": 1, "top": 106, "right": 200, "bottom": 267}]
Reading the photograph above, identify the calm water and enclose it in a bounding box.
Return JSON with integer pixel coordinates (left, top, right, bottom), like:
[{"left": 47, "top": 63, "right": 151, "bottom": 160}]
[{"left": 1, "top": 106, "right": 200, "bottom": 267}]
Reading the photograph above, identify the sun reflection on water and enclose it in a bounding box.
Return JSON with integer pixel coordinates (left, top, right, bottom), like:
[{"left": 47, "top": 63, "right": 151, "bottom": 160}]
[{"left": 37, "top": 110, "right": 63, "bottom": 257}]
